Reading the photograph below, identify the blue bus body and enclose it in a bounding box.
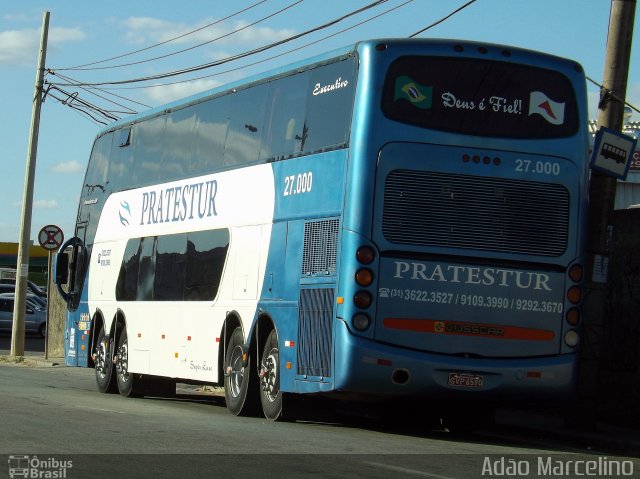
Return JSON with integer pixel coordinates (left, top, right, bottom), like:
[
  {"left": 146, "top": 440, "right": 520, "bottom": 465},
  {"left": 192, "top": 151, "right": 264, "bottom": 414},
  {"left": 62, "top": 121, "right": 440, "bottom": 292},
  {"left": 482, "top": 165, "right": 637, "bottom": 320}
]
[{"left": 57, "top": 39, "right": 588, "bottom": 419}]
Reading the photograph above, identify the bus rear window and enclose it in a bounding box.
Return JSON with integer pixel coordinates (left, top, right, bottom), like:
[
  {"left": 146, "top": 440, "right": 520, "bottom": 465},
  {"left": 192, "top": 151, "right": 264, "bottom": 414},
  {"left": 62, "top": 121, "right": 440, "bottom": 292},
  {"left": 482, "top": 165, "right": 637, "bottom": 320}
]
[{"left": 382, "top": 56, "right": 579, "bottom": 139}]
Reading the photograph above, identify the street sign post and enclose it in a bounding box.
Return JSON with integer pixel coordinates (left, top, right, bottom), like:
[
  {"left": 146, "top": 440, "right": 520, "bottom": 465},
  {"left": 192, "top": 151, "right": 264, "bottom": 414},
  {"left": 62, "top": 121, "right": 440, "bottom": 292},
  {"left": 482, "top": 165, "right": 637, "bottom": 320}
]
[{"left": 37, "top": 224, "right": 64, "bottom": 359}]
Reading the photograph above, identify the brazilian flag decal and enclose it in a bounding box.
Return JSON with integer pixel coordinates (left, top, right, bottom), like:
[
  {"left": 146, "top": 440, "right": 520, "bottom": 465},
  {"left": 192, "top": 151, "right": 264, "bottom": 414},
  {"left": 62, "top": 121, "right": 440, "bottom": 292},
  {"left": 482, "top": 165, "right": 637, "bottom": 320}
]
[{"left": 394, "top": 76, "right": 432, "bottom": 109}]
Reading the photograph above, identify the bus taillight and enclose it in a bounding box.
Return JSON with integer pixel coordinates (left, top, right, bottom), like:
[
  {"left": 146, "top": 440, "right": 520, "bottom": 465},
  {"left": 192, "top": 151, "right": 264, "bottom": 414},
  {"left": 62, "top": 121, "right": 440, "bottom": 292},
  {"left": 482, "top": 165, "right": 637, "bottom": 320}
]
[
  {"left": 353, "top": 313, "right": 371, "bottom": 331},
  {"left": 356, "top": 246, "right": 375, "bottom": 264},
  {"left": 567, "top": 286, "right": 581, "bottom": 304},
  {"left": 355, "top": 268, "right": 374, "bottom": 287},
  {"left": 354, "top": 291, "right": 372, "bottom": 309},
  {"left": 568, "top": 264, "right": 583, "bottom": 283},
  {"left": 566, "top": 307, "right": 580, "bottom": 326}
]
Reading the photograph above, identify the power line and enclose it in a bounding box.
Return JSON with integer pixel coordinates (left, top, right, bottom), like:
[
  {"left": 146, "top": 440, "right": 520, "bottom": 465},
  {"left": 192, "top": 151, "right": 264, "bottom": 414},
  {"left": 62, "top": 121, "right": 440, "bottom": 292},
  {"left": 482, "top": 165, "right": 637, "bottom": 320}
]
[
  {"left": 58, "top": 0, "right": 269, "bottom": 70},
  {"left": 66, "top": 0, "right": 415, "bottom": 92},
  {"left": 58, "top": 0, "right": 304, "bottom": 72},
  {"left": 47, "top": 0, "right": 390, "bottom": 87},
  {"left": 409, "top": 0, "right": 477, "bottom": 37},
  {"left": 587, "top": 75, "right": 640, "bottom": 115},
  {"left": 48, "top": 71, "right": 151, "bottom": 109}
]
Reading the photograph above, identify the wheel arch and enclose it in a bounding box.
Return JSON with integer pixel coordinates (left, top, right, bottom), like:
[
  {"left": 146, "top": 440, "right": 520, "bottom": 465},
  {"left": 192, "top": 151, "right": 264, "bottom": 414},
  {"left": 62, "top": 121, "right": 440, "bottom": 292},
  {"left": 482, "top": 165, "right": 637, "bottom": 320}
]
[
  {"left": 218, "top": 311, "right": 243, "bottom": 385},
  {"left": 254, "top": 312, "right": 276, "bottom": 363},
  {"left": 89, "top": 309, "right": 106, "bottom": 367}
]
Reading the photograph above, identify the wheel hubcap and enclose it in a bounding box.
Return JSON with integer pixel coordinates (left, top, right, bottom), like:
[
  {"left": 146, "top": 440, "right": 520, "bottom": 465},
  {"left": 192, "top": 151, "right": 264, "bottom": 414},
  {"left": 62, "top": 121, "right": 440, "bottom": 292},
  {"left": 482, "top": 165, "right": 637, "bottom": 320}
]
[
  {"left": 228, "top": 345, "right": 245, "bottom": 398},
  {"left": 95, "top": 340, "right": 108, "bottom": 379},
  {"left": 116, "top": 339, "right": 129, "bottom": 383},
  {"left": 260, "top": 348, "right": 279, "bottom": 402}
]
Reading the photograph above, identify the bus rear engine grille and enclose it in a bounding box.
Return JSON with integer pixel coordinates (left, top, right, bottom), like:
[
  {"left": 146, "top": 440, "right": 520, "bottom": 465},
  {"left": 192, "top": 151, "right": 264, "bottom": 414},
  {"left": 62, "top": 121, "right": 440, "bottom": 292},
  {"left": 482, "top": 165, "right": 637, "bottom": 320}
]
[{"left": 382, "top": 170, "right": 569, "bottom": 257}]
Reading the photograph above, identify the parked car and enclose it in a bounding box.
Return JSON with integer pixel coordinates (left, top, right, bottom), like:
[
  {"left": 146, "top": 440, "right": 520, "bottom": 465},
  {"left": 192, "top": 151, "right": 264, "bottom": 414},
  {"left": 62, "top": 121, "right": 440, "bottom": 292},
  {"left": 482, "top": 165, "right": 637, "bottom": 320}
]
[
  {"left": 0, "top": 278, "right": 47, "bottom": 298},
  {"left": 0, "top": 292, "right": 47, "bottom": 311},
  {"left": 0, "top": 295, "right": 47, "bottom": 337}
]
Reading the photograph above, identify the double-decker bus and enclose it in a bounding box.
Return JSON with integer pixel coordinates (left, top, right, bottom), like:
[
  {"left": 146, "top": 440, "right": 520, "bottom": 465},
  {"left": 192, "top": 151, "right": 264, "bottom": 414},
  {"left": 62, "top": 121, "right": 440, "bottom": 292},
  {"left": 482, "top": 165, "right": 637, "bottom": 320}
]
[{"left": 56, "top": 38, "right": 588, "bottom": 422}]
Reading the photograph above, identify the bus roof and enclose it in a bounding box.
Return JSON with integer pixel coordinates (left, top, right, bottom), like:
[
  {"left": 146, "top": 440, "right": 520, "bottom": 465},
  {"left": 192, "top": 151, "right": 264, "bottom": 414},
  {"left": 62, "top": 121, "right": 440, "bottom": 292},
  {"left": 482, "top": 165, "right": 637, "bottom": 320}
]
[{"left": 95, "top": 38, "right": 583, "bottom": 139}]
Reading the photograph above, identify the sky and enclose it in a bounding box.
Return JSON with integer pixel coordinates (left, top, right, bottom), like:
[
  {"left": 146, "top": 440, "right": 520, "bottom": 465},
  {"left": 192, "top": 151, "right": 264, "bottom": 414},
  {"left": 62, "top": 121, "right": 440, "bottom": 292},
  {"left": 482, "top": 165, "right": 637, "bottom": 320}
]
[{"left": 0, "top": 0, "right": 638, "bottom": 245}]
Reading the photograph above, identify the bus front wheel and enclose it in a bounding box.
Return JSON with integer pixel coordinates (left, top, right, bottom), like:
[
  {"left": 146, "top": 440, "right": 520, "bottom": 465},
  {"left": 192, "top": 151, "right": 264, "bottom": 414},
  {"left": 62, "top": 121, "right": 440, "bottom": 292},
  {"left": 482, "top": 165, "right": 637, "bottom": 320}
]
[
  {"left": 259, "top": 329, "right": 282, "bottom": 420},
  {"left": 224, "top": 327, "right": 258, "bottom": 416}
]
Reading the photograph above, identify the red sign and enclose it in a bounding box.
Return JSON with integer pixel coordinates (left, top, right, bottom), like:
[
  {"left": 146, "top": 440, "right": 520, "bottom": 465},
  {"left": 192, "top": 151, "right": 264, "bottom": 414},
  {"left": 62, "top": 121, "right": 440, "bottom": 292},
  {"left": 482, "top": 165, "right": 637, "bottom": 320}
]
[{"left": 38, "top": 224, "right": 64, "bottom": 250}]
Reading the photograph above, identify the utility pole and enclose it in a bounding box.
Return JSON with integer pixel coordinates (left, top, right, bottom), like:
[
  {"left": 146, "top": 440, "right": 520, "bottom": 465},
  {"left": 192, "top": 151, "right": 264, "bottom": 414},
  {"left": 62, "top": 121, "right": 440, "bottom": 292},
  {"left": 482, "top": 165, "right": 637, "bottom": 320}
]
[
  {"left": 11, "top": 11, "right": 50, "bottom": 357},
  {"left": 578, "top": 0, "right": 636, "bottom": 426}
]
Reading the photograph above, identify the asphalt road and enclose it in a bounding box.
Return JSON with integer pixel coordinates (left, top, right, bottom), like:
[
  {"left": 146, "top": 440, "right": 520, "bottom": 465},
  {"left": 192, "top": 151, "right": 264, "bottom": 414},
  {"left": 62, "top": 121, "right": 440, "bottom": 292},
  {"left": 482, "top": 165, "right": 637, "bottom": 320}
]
[{"left": 1, "top": 363, "right": 638, "bottom": 479}]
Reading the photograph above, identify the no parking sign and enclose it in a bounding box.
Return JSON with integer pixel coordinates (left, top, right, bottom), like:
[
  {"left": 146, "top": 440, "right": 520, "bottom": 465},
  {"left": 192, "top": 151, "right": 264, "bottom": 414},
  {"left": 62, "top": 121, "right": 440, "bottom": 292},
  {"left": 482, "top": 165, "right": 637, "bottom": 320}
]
[{"left": 38, "top": 224, "right": 64, "bottom": 251}]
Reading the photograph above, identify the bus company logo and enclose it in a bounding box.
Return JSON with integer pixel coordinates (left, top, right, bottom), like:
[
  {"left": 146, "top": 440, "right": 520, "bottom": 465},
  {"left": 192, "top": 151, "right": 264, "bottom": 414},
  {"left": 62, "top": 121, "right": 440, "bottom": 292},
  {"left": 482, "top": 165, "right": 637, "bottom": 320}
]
[
  {"left": 528, "top": 91, "right": 565, "bottom": 125},
  {"left": 394, "top": 76, "right": 433, "bottom": 109},
  {"left": 119, "top": 200, "right": 132, "bottom": 227},
  {"left": 434, "top": 321, "right": 445, "bottom": 333},
  {"left": 8, "top": 455, "right": 72, "bottom": 478}
]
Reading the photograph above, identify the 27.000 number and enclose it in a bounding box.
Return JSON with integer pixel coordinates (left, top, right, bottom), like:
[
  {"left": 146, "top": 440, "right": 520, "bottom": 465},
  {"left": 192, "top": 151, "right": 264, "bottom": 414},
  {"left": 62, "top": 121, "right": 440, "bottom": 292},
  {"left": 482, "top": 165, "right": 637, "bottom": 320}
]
[{"left": 283, "top": 172, "right": 313, "bottom": 196}]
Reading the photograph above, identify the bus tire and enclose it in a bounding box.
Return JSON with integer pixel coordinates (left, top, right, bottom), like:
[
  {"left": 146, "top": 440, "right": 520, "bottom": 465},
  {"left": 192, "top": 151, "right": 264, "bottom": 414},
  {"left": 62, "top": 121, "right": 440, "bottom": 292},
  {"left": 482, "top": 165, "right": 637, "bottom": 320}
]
[
  {"left": 115, "top": 328, "right": 140, "bottom": 398},
  {"left": 259, "top": 329, "right": 282, "bottom": 420},
  {"left": 94, "top": 326, "right": 117, "bottom": 394},
  {"left": 224, "top": 327, "right": 258, "bottom": 416}
]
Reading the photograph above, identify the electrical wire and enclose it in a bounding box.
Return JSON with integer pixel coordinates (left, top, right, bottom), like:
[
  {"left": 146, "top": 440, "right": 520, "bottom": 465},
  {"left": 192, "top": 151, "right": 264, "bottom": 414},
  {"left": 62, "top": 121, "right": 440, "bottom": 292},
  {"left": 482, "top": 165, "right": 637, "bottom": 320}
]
[
  {"left": 409, "top": 0, "right": 477, "bottom": 37},
  {"left": 59, "top": 0, "right": 269, "bottom": 70},
  {"left": 61, "top": 0, "right": 414, "bottom": 92},
  {"left": 49, "top": 71, "right": 151, "bottom": 109},
  {"left": 47, "top": 0, "right": 390, "bottom": 87},
  {"left": 587, "top": 75, "right": 640, "bottom": 115},
  {"left": 59, "top": 0, "right": 304, "bottom": 71}
]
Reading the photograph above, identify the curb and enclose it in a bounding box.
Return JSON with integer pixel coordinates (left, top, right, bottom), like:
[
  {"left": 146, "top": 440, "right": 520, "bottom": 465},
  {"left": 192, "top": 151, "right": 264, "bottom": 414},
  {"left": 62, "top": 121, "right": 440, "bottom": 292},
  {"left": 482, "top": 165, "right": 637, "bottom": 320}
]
[{"left": 0, "top": 354, "right": 63, "bottom": 368}]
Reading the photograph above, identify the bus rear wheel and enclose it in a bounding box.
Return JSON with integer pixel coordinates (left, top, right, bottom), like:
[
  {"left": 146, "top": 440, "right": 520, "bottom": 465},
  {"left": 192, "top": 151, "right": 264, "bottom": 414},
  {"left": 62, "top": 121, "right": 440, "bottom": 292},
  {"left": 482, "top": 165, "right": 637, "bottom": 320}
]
[
  {"left": 259, "top": 329, "right": 282, "bottom": 420},
  {"left": 115, "top": 328, "right": 140, "bottom": 397},
  {"left": 94, "top": 326, "right": 117, "bottom": 393},
  {"left": 224, "top": 327, "right": 258, "bottom": 416}
]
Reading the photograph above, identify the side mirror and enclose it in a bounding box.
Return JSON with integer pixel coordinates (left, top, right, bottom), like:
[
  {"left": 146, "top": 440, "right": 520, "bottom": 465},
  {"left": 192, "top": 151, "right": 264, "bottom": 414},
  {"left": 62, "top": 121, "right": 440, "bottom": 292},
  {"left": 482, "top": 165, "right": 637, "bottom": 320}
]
[{"left": 55, "top": 251, "right": 69, "bottom": 285}]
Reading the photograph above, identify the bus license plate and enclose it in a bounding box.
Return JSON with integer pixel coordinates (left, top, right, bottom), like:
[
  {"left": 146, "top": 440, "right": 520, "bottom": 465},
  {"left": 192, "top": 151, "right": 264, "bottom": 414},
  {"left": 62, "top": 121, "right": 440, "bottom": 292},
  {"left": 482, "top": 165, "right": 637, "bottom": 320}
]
[{"left": 448, "top": 373, "right": 484, "bottom": 388}]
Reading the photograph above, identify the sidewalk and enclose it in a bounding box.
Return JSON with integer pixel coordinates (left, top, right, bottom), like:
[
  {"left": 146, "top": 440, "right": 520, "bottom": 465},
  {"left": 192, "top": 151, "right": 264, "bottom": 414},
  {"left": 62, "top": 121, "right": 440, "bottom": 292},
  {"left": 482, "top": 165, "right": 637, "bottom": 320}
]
[{"left": 0, "top": 350, "right": 63, "bottom": 368}]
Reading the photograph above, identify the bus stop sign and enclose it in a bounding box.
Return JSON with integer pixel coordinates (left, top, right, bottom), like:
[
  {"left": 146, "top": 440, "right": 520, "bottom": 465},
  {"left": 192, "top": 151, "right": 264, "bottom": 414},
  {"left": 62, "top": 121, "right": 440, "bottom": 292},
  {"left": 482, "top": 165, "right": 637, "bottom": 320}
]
[
  {"left": 38, "top": 224, "right": 64, "bottom": 251},
  {"left": 590, "top": 127, "right": 638, "bottom": 180}
]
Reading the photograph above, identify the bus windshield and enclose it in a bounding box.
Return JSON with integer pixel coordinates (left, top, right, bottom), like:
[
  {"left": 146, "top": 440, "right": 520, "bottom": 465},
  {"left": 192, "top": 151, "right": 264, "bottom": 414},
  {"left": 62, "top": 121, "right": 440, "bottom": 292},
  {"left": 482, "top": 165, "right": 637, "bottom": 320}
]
[{"left": 382, "top": 55, "right": 579, "bottom": 139}]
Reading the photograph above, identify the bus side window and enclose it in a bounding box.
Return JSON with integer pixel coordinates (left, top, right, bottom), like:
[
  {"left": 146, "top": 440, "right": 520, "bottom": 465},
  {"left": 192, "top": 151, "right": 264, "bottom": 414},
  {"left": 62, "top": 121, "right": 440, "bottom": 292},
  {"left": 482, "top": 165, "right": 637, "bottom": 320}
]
[
  {"left": 223, "top": 84, "right": 268, "bottom": 169},
  {"left": 133, "top": 116, "right": 167, "bottom": 187},
  {"left": 84, "top": 133, "right": 113, "bottom": 197},
  {"left": 185, "top": 229, "right": 230, "bottom": 301},
  {"left": 154, "top": 233, "right": 187, "bottom": 301},
  {"left": 192, "top": 95, "right": 229, "bottom": 175},
  {"left": 116, "top": 239, "right": 141, "bottom": 301},
  {"left": 304, "top": 58, "right": 357, "bottom": 154},
  {"left": 261, "top": 71, "right": 310, "bottom": 161},
  {"left": 108, "top": 127, "right": 134, "bottom": 192},
  {"left": 162, "top": 109, "right": 196, "bottom": 180},
  {"left": 137, "top": 237, "right": 156, "bottom": 301}
]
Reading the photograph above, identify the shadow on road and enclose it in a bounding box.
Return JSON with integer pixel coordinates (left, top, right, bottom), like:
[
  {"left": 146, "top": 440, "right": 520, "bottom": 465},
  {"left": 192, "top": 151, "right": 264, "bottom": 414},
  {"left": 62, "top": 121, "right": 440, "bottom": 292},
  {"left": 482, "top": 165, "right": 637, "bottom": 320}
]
[{"left": 0, "top": 331, "right": 45, "bottom": 354}]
